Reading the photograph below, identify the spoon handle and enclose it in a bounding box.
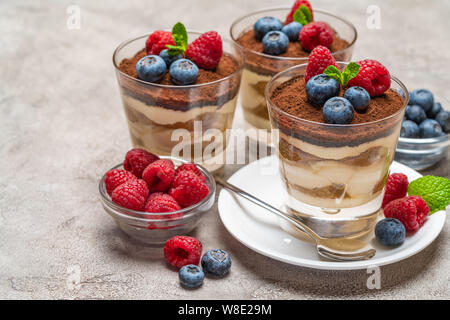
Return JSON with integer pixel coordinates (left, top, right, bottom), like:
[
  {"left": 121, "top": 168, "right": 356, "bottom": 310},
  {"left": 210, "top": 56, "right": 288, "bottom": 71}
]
[{"left": 215, "top": 176, "right": 319, "bottom": 243}]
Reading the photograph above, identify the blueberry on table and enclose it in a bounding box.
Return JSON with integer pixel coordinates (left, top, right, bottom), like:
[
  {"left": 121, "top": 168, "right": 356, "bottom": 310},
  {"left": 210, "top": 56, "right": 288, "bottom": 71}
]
[
  {"left": 170, "top": 59, "right": 199, "bottom": 85},
  {"left": 375, "top": 218, "right": 406, "bottom": 246},
  {"left": 435, "top": 110, "right": 450, "bottom": 133},
  {"left": 400, "top": 120, "right": 420, "bottom": 138},
  {"left": 201, "top": 249, "right": 232, "bottom": 277},
  {"left": 253, "top": 16, "right": 283, "bottom": 41},
  {"left": 281, "top": 21, "right": 303, "bottom": 41},
  {"left": 419, "top": 119, "right": 444, "bottom": 138},
  {"left": 405, "top": 105, "right": 427, "bottom": 124},
  {"left": 136, "top": 55, "right": 167, "bottom": 83},
  {"left": 323, "top": 97, "right": 354, "bottom": 124},
  {"left": 262, "top": 31, "right": 289, "bottom": 55},
  {"left": 427, "top": 102, "right": 443, "bottom": 118},
  {"left": 179, "top": 264, "right": 205, "bottom": 289},
  {"left": 409, "top": 89, "right": 434, "bottom": 112},
  {"left": 344, "top": 86, "right": 370, "bottom": 113},
  {"left": 159, "top": 49, "right": 183, "bottom": 67},
  {"left": 306, "top": 74, "right": 340, "bottom": 108}
]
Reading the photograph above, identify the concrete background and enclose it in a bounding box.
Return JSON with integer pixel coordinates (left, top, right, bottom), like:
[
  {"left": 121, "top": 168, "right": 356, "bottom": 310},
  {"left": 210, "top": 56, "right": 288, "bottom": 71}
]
[{"left": 0, "top": 0, "right": 449, "bottom": 299}]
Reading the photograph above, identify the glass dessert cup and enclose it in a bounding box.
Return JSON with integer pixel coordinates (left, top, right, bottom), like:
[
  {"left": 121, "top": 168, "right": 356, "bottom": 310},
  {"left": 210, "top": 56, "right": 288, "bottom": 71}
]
[
  {"left": 230, "top": 8, "right": 357, "bottom": 131},
  {"left": 99, "top": 157, "right": 216, "bottom": 245},
  {"left": 266, "top": 62, "right": 408, "bottom": 239},
  {"left": 113, "top": 32, "right": 244, "bottom": 172}
]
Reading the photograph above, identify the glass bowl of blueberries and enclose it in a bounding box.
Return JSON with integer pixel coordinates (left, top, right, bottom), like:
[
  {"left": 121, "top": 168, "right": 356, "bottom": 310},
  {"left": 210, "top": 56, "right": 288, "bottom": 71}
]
[{"left": 395, "top": 89, "right": 450, "bottom": 170}]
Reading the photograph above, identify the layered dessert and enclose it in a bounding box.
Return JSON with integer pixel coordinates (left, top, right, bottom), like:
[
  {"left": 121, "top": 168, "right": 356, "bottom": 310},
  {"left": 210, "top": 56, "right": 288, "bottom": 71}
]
[
  {"left": 114, "top": 23, "right": 243, "bottom": 171},
  {"left": 267, "top": 48, "right": 408, "bottom": 237},
  {"left": 230, "top": 0, "right": 356, "bottom": 130}
]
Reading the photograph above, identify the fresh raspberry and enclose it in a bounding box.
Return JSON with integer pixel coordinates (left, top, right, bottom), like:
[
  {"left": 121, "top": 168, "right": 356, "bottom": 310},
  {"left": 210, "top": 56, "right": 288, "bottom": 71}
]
[
  {"left": 123, "top": 148, "right": 159, "bottom": 178},
  {"left": 175, "top": 163, "right": 206, "bottom": 182},
  {"left": 299, "top": 21, "right": 334, "bottom": 52},
  {"left": 169, "top": 171, "right": 210, "bottom": 208},
  {"left": 285, "top": 0, "right": 314, "bottom": 24},
  {"left": 304, "top": 45, "right": 337, "bottom": 82},
  {"left": 186, "top": 31, "right": 223, "bottom": 70},
  {"left": 348, "top": 59, "right": 391, "bottom": 97},
  {"left": 383, "top": 196, "right": 429, "bottom": 233},
  {"left": 111, "top": 179, "right": 149, "bottom": 211},
  {"left": 104, "top": 169, "right": 137, "bottom": 196},
  {"left": 145, "top": 30, "right": 174, "bottom": 55},
  {"left": 382, "top": 173, "right": 409, "bottom": 209},
  {"left": 145, "top": 193, "right": 182, "bottom": 213},
  {"left": 142, "top": 159, "right": 175, "bottom": 193},
  {"left": 164, "top": 236, "right": 202, "bottom": 269}
]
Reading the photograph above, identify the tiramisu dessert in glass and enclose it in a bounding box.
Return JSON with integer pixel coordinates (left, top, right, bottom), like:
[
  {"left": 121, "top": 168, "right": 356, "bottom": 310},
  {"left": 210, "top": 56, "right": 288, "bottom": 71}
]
[
  {"left": 230, "top": 0, "right": 357, "bottom": 130},
  {"left": 113, "top": 23, "right": 244, "bottom": 171},
  {"left": 266, "top": 47, "right": 408, "bottom": 238}
]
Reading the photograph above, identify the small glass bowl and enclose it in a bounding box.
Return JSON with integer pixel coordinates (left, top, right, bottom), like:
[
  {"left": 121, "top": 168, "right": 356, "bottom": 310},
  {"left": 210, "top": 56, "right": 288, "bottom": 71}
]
[
  {"left": 395, "top": 97, "right": 450, "bottom": 170},
  {"left": 98, "top": 157, "right": 216, "bottom": 245}
]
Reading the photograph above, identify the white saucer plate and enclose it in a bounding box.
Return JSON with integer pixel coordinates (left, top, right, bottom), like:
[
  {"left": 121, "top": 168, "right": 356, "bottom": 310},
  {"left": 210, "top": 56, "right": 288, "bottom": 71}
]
[{"left": 218, "top": 156, "right": 447, "bottom": 270}]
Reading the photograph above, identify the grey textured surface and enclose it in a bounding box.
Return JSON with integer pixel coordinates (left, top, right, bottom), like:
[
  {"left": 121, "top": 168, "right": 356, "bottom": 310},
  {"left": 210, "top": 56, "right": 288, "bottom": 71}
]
[{"left": 0, "top": 0, "right": 449, "bottom": 300}]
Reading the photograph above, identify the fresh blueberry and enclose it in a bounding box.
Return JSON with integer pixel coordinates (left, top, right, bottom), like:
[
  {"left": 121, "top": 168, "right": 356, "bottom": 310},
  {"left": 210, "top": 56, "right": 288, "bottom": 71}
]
[
  {"left": 201, "top": 249, "right": 232, "bottom": 277},
  {"left": 344, "top": 86, "right": 370, "bottom": 112},
  {"left": 323, "top": 97, "right": 354, "bottom": 124},
  {"left": 400, "top": 120, "right": 420, "bottom": 138},
  {"left": 169, "top": 59, "right": 199, "bottom": 85},
  {"left": 427, "top": 102, "right": 443, "bottom": 118},
  {"left": 136, "top": 55, "right": 167, "bottom": 83},
  {"left": 281, "top": 21, "right": 303, "bottom": 41},
  {"left": 435, "top": 110, "right": 450, "bottom": 133},
  {"left": 253, "top": 16, "right": 283, "bottom": 41},
  {"left": 405, "top": 105, "right": 427, "bottom": 124},
  {"left": 159, "top": 49, "right": 183, "bottom": 67},
  {"left": 419, "top": 119, "right": 444, "bottom": 138},
  {"left": 409, "top": 89, "right": 434, "bottom": 112},
  {"left": 178, "top": 265, "right": 204, "bottom": 289},
  {"left": 306, "top": 74, "right": 340, "bottom": 108},
  {"left": 262, "top": 31, "right": 289, "bottom": 55},
  {"left": 375, "top": 218, "right": 406, "bottom": 247}
]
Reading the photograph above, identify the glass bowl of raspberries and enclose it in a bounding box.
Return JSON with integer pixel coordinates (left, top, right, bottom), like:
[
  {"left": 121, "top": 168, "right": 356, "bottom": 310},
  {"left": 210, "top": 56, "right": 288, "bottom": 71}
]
[
  {"left": 99, "top": 149, "right": 216, "bottom": 245},
  {"left": 395, "top": 91, "right": 450, "bottom": 170}
]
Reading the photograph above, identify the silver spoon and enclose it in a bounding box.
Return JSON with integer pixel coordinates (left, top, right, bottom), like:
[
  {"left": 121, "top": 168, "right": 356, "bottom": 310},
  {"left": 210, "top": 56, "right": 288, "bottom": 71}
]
[{"left": 215, "top": 176, "right": 376, "bottom": 262}]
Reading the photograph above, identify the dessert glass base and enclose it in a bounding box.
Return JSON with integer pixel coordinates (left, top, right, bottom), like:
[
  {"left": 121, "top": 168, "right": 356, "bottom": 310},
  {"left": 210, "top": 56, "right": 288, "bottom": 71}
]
[
  {"left": 230, "top": 8, "right": 357, "bottom": 130},
  {"left": 266, "top": 63, "right": 408, "bottom": 239},
  {"left": 113, "top": 32, "right": 244, "bottom": 172}
]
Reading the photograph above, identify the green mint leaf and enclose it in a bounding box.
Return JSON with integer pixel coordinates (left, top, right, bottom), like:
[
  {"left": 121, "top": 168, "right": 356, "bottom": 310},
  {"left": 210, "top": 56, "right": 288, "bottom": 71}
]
[
  {"left": 293, "top": 7, "right": 308, "bottom": 25},
  {"left": 341, "top": 62, "right": 360, "bottom": 87},
  {"left": 323, "top": 65, "right": 343, "bottom": 85},
  {"left": 408, "top": 176, "right": 450, "bottom": 214},
  {"left": 170, "top": 22, "right": 188, "bottom": 55},
  {"left": 299, "top": 4, "right": 312, "bottom": 24},
  {"left": 166, "top": 44, "right": 184, "bottom": 56}
]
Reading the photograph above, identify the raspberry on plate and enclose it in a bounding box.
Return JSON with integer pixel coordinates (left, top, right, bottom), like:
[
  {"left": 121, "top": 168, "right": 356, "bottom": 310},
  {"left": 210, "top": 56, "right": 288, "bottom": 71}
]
[
  {"left": 382, "top": 173, "right": 409, "bottom": 209},
  {"left": 285, "top": 0, "right": 314, "bottom": 24},
  {"left": 145, "top": 30, "right": 175, "bottom": 55},
  {"left": 169, "top": 171, "right": 210, "bottom": 208},
  {"left": 111, "top": 179, "right": 149, "bottom": 211},
  {"left": 104, "top": 169, "right": 137, "bottom": 196},
  {"left": 383, "top": 196, "right": 429, "bottom": 233},
  {"left": 186, "top": 31, "right": 223, "bottom": 70},
  {"left": 164, "top": 236, "right": 202, "bottom": 269},
  {"left": 175, "top": 163, "right": 206, "bottom": 182},
  {"left": 124, "top": 148, "right": 159, "bottom": 178},
  {"left": 142, "top": 159, "right": 175, "bottom": 193},
  {"left": 348, "top": 59, "right": 391, "bottom": 97},
  {"left": 304, "top": 45, "right": 337, "bottom": 82},
  {"left": 299, "top": 21, "right": 334, "bottom": 52}
]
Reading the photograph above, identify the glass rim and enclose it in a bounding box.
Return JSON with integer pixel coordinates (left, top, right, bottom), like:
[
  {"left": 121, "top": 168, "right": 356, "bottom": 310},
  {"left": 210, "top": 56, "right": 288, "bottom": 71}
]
[
  {"left": 229, "top": 7, "right": 358, "bottom": 61},
  {"left": 98, "top": 157, "right": 216, "bottom": 222},
  {"left": 265, "top": 61, "right": 410, "bottom": 128},
  {"left": 112, "top": 31, "right": 244, "bottom": 89}
]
